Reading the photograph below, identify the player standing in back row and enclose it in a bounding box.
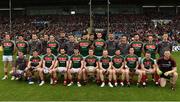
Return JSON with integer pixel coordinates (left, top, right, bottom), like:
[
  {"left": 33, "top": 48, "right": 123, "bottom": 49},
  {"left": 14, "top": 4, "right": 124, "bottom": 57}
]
[
  {"left": 2, "top": 34, "right": 15, "bottom": 80},
  {"left": 130, "top": 34, "right": 143, "bottom": 61},
  {"left": 92, "top": 33, "right": 106, "bottom": 59}
]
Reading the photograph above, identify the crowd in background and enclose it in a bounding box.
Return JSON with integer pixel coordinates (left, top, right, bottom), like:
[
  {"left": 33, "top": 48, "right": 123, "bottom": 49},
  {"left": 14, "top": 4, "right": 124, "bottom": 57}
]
[{"left": 0, "top": 14, "right": 179, "bottom": 44}]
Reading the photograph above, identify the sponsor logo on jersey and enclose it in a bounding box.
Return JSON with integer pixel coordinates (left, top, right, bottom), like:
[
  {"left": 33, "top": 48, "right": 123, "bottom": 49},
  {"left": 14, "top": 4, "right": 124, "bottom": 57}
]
[
  {"left": 132, "top": 43, "right": 142, "bottom": 48},
  {"left": 113, "top": 58, "right": 123, "bottom": 63},
  {"left": 126, "top": 57, "right": 137, "bottom": 61},
  {"left": 86, "top": 58, "right": 96, "bottom": 63},
  {"left": 80, "top": 42, "right": 89, "bottom": 47},
  {"left": 3, "top": 42, "right": 13, "bottom": 47},
  {"left": 95, "top": 42, "right": 104, "bottom": 46},
  {"left": 72, "top": 57, "right": 81, "bottom": 61},
  {"left": 44, "top": 56, "right": 53, "bottom": 61},
  {"left": 58, "top": 57, "right": 67, "bottom": 61},
  {"left": 48, "top": 43, "right": 57, "bottom": 47},
  {"left": 17, "top": 43, "right": 26, "bottom": 47},
  {"left": 146, "top": 45, "right": 156, "bottom": 49}
]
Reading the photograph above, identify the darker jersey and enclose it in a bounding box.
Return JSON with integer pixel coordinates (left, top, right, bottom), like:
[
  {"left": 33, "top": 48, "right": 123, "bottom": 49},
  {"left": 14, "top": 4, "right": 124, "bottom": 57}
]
[
  {"left": 56, "top": 54, "right": 68, "bottom": 67},
  {"left": 29, "top": 40, "right": 42, "bottom": 55},
  {"left": 70, "top": 54, "right": 83, "bottom": 68},
  {"left": 157, "top": 57, "right": 176, "bottom": 73},
  {"left": 141, "top": 58, "right": 155, "bottom": 69},
  {"left": 125, "top": 54, "right": 138, "bottom": 69},
  {"left": 100, "top": 56, "right": 111, "bottom": 69},
  {"left": 117, "top": 43, "right": 130, "bottom": 57},
  {"left": 112, "top": 55, "right": 124, "bottom": 68},
  {"left": 16, "top": 41, "right": 28, "bottom": 55},
  {"left": 2, "top": 40, "right": 15, "bottom": 55},
  {"left": 85, "top": 55, "right": 98, "bottom": 67},
  {"left": 15, "top": 56, "right": 27, "bottom": 70},
  {"left": 158, "top": 41, "right": 172, "bottom": 57},
  {"left": 43, "top": 54, "right": 55, "bottom": 68},
  {"left": 106, "top": 40, "right": 117, "bottom": 56},
  {"left": 30, "top": 56, "right": 41, "bottom": 67}
]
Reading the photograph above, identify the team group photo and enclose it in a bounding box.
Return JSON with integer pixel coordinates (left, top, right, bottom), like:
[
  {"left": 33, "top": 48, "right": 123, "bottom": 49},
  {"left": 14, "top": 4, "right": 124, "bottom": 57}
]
[{"left": 0, "top": 0, "right": 180, "bottom": 101}]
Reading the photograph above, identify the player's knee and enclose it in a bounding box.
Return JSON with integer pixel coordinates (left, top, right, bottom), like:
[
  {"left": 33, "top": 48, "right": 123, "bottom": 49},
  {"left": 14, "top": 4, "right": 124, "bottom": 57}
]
[
  {"left": 173, "top": 72, "right": 178, "bottom": 78},
  {"left": 99, "top": 70, "right": 103, "bottom": 74}
]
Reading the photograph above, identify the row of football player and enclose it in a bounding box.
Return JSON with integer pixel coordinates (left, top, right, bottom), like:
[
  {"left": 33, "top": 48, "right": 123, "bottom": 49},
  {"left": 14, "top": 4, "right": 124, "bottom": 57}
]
[
  {"left": 3, "top": 47, "right": 178, "bottom": 90},
  {"left": 1, "top": 32, "right": 173, "bottom": 60}
]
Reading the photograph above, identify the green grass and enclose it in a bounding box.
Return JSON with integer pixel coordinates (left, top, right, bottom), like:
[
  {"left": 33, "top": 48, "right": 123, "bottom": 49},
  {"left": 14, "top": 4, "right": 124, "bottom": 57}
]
[{"left": 0, "top": 52, "right": 179, "bottom": 101}]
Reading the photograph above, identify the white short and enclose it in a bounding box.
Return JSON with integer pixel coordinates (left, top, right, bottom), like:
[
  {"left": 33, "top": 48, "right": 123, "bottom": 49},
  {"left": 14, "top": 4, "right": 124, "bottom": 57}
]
[
  {"left": 16, "top": 70, "right": 24, "bottom": 75},
  {"left": 57, "top": 67, "right": 67, "bottom": 73},
  {"left": 71, "top": 68, "right": 81, "bottom": 73},
  {"left": 138, "top": 57, "right": 142, "bottom": 63},
  {"left": 97, "top": 56, "right": 101, "bottom": 60},
  {"left": 154, "top": 59, "right": 157, "bottom": 64},
  {"left": 146, "top": 69, "right": 155, "bottom": 74},
  {"left": 43, "top": 67, "right": 51, "bottom": 74},
  {"left": 86, "top": 66, "right": 96, "bottom": 72},
  {"left": 3, "top": 55, "right": 13, "bottom": 62}
]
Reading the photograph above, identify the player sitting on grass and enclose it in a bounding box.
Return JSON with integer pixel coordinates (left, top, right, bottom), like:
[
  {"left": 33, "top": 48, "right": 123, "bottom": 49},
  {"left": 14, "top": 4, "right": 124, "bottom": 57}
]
[
  {"left": 38, "top": 48, "right": 56, "bottom": 86},
  {"left": 54, "top": 48, "right": 69, "bottom": 86},
  {"left": 84, "top": 49, "right": 99, "bottom": 84},
  {"left": 140, "top": 52, "right": 159, "bottom": 87},
  {"left": 157, "top": 50, "right": 178, "bottom": 91},
  {"left": 11, "top": 51, "right": 27, "bottom": 80},
  {"left": 67, "top": 49, "right": 84, "bottom": 87},
  {"left": 111, "top": 50, "right": 125, "bottom": 87},
  {"left": 25, "top": 50, "right": 42, "bottom": 84},
  {"left": 98, "top": 49, "right": 112, "bottom": 87},
  {"left": 124, "top": 47, "right": 142, "bottom": 87}
]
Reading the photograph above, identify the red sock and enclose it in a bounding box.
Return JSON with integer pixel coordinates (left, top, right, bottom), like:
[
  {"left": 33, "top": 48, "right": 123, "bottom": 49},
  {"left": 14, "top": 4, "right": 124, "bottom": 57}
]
[
  {"left": 141, "top": 74, "right": 147, "bottom": 83},
  {"left": 154, "top": 73, "right": 160, "bottom": 82},
  {"left": 114, "top": 80, "right": 117, "bottom": 83}
]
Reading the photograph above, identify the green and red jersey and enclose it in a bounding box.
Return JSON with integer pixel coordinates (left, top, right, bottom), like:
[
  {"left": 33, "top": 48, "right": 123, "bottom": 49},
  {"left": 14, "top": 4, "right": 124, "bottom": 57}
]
[
  {"left": 100, "top": 56, "right": 111, "bottom": 69},
  {"left": 93, "top": 39, "right": 106, "bottom": 56},
  {"left": 30, "top": 56, "right": 41, "bottom": 67},
  {"left": 70, "top": 54, "right": 83, "bottom": 68},
  {"left": 125, "top": 54, "right": 138, "bottom": 69},
  {"left": 47, "top": 41, "right": 59, "bottom": 56},
  {"left": 56, "top": 54, "right": 68, "bottom": 67},
  {"left": 141, "top": 57, "right": 155, "bottom": 69},
  {"left": 16, "top": 41, "right": 28, "bottom": 55},
  {"left": 112, "top": 55, "right": 124, "bottom": 68},
  {"left": 43, "top": 54, "right": 55, "bottom": 68},
  {"left": 130, "top": 41, "right": 143, "bottom": 57},
  {"left": 143, "top": 42, "right": 157, "bottom": 59},
  {"left": 85, "top": 55, "right": 98, "bottom": 67},
  {"left": 2, "top": 40, "right": 15, "bottom": 55},
  {"left": 79, "top": 40, "right": 91, "bottom": 57}
]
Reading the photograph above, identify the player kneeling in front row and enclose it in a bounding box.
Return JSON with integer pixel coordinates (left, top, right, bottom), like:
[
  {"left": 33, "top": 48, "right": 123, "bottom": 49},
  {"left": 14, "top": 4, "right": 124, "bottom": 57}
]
[
  {"left": 124, "top": 47, "right": 142, "bottom": 87},
  {"left": 157, "top": 50, "right": 178, "bottom": 91},
  {"left": 25, "top": 50, "right": 42, "bottom": 84},
  {"left": 84, "top": 49, "right": 99, "bottom": 84},
  {"left": 38, "top": 48, "right": 56, "bottom": 86},
  {"left": 54, "top": 48, "right": 69, "bottom": 85},
  {"left": 67, "top": 49, "right": 84, "bottom": 87},
  {"left": 11, "top": 51, "right": 27, "bottom": 80},
  {"left": 98, "top": 50, "right": 113, "bottom": 87},
  {"left": 111, "top": 50, "right": 125, "bottom": 87},
  {"left": 140, "top": 52, "right": 159, "bottom": 87}
]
